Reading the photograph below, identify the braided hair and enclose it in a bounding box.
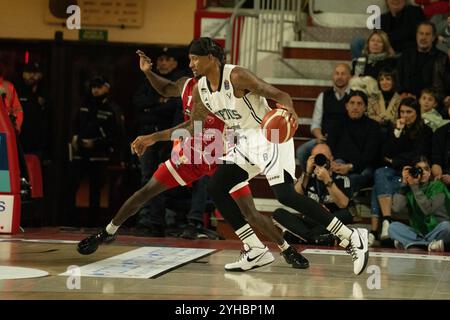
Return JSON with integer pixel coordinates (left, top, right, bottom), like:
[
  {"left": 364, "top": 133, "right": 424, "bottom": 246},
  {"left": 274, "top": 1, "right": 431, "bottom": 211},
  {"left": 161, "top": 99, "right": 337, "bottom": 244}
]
[{"left": 188, "top": 37, "right": 225, "bottom": 65}]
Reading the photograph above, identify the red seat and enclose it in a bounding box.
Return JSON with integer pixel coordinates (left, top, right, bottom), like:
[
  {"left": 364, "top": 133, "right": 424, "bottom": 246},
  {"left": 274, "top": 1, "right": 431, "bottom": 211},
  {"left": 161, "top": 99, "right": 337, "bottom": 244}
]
[{"left": 24, "top": 154, "right": 43, "bottom": 198}]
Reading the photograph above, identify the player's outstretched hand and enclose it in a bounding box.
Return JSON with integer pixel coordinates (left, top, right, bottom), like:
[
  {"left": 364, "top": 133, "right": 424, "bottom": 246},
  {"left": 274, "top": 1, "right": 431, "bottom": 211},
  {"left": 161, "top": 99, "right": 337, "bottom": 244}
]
[
  {"left": 131, "top": 134, "right": 157, "bottom": 156},
  {"left": 136, "top": 49, "right": 153, "bottom": 73}
]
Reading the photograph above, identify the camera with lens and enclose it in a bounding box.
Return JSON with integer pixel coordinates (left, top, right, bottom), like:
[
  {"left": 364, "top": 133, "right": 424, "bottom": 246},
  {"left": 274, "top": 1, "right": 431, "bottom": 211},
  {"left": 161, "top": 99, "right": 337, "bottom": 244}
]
[
  {"left": 408, "top": 166, "right": 423, "bottom": 179},
  {"left": 314, "top": 153, "right": 330, "bottom": 169}
]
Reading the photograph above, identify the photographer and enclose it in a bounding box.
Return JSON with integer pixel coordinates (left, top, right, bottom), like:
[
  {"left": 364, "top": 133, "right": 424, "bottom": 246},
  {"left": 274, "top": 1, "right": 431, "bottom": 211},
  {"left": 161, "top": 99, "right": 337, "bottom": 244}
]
[
  {"left": 389, "top": 156, "right": 450, "bottom": 252},
  {"left": 273, "top": 143, "right": 353, "bottom": 245},
  {"left": 371, "top": 97, "right": 432, "bottom": 241}
]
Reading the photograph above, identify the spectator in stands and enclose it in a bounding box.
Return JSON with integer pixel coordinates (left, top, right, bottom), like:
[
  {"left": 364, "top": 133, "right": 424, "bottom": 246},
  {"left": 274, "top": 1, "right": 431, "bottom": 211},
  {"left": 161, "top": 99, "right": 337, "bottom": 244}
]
[
  {"left": 296, "top": 63, "right": 351, "bottom": 171},
  {"left": 372, "top": 69, "right": 403, "bottom": 126},
  {"left": 132, "top": 47, "right": 187, "bottom": 236},
  {"left": 69, "top": 76, "right": 120, "bottom": 225},
  {"left": 371, "top": 98, "right": 432, "bottom": 243},
  {"left": 273, "top": 143, "right": 353, "bottom": 246},
  {"left": 431, "top": 100, "right": 450, "bottom": 185},
  {"left": 433, "top": 41, "right": 450, "bottom": 106},
  {"left": 419, "top": 87, "right": 450, "bottom": 131},
  {"left": 350, "top": 0, "right": 425, "bottom": 59},
  {"left": 327, "top": 90, "right": 381, "bottom": 194},
  {"left": 397, "top": 21, "right": 446, "bottom": 97},
  {"left": 433, "top": 11, "right": 450, "bottom": 53},
  {"left": 349, "top": 69, "right": 403, "bottom": 130},
  {"left": 389, "top": 156, "right": 450, "bottom": 252},
  {"left": 381, "top": 0, "right": 426, "bottom": 53},
  {"left": 352, "top": 30, "right": 397, "bottom": 79},
  {"left": 15, "top": 62, "right": 48, "bottom": 160}
]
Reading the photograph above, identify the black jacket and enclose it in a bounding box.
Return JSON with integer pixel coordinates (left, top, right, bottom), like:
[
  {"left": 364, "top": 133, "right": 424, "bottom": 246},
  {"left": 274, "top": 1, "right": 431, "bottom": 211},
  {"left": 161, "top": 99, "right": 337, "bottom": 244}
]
[
  {"left": 381, "top": 5, "right": 425, "bottom": 53},
  {"left": 73, "top": 96, "right": 118, "bottom": 160},
  {"left": 383, "top": 123, "right": 433, "bottom": 171},
  {"left": 397, "top": 46, "right": 446, "bottom": 96},
  {"left": 351, "top": 56, "right": 397, "bottom": 79},
  {"left": 433, "top": 54, "right": 450, "bottom": 98},
  {"left": 132, "top": 68, "right": 187, "bottom": 134},
  {"left": 328, "top": 115, "right": 381, "bottom": 173},
  {"left": 15, "top": 80, "right": 48, "bottom": 155},
  {"left": 432, "top": 122, "right": 450, "bottom": 171}
]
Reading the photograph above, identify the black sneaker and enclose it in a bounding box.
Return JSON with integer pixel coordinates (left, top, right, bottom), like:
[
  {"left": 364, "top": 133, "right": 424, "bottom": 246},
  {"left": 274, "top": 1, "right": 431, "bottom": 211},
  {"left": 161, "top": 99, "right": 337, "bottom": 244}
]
[
  {"left": 281, "top": 246, "right": 309, "bottom": 269},
  {"left": 77, "top": 229, "right": 116, "bottom": 255},
  {"left": 180, "top": 224, "right": 198, "bottom": 240}
]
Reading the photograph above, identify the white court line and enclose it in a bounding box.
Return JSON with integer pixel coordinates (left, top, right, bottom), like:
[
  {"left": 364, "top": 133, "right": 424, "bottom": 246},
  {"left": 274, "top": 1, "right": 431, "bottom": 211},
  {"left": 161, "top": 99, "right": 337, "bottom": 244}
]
[
  {"left": 302, "top": 248, "right": 450, "bottom": 261},
  {"left": 59, "top": 247, "right": 216, "bottom": 279},
  {"left": 0, "top": 238, "right": 79, "bottom": 244}
]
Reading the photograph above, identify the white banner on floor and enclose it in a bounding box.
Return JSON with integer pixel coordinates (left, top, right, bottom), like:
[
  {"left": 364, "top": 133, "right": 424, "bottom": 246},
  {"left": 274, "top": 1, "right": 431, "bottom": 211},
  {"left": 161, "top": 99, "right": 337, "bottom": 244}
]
[
  {"left": 59, "top": 247, "right": 215, "bottom": 279},
  {"left": 302, "top": 248, "right": 450, "bottom": 261}
]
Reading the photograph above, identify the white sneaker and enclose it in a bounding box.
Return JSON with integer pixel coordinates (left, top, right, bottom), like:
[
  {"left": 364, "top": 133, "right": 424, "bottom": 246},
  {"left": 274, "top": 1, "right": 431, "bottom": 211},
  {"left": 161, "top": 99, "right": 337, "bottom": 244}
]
[
  {"left": 428, "top": 239, "right": 445, "bottom": 252},
  {"left": 394, "top": 240, "right": 405, "bottom": 250},
  {"left": 225, "top": 244, "right": 275, "bottom": 272},
  {"left": 345, "top": 228, "right": 369, "bottom": 275},
  {"left": 380, "top": 219, "right": 390, "bottom": 240}
]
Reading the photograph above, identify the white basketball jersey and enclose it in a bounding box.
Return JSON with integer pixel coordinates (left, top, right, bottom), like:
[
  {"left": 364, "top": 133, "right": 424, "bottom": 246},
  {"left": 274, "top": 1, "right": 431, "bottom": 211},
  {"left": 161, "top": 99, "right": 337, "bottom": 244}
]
[
  {"left": 197, "top": 64, "right": 296, "bottom": 186},
  {"left": 197, "top": 64, "right": 271, "bottom": 131}
]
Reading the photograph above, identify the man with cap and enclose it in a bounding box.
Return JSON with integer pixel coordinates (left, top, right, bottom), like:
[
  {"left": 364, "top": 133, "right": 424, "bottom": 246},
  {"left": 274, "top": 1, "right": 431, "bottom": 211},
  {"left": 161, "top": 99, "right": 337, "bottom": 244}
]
[
  {"left": 131, "top": 46, "right": 189, "bottom": 236},
  {"left": 68, "top": 75, "right": 121, "bottom": 226},
  {"left": 15, "top": 62, "right": 47, "bottom": 159}
]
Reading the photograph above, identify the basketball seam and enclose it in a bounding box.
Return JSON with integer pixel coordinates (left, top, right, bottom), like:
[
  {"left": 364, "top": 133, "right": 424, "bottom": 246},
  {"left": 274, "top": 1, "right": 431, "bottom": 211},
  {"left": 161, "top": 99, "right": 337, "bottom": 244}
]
[{"left": 262, "top": 109, "right": 289, "bottom": 143}]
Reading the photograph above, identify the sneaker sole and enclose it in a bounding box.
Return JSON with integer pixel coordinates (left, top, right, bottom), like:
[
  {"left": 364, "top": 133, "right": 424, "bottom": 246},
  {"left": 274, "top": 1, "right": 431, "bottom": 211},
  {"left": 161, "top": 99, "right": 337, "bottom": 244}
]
[
  {"left": 77, "top": 243, "right": 99, "bottom": 255},
  {"left": 77, "top": 236, "right": 116, "bottom": 255},
  {"left": 291, "top": 261, "right": 309, "bottom": 269}
]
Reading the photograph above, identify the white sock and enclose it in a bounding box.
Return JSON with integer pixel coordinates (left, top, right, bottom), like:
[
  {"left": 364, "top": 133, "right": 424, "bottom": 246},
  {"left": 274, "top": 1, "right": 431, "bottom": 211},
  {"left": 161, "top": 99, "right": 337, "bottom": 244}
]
[
  {"left": 236, "top": 224, "right": 265, "bottom": 248},
  {"left": 278, "top": 240, "right": 290, "bottom": 252},
  {"left": 326, "top": 217, "right": 352, "bottom": 241},
  {"left": 106, "top": 221, "right": 119, "bottom": 235}
]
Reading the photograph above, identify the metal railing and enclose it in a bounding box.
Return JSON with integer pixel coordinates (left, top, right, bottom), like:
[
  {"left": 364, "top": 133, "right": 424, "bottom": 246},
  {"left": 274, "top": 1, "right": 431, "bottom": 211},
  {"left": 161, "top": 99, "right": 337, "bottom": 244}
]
[{"left": 211, "top": 0, "right": 303, "bottom": 73}]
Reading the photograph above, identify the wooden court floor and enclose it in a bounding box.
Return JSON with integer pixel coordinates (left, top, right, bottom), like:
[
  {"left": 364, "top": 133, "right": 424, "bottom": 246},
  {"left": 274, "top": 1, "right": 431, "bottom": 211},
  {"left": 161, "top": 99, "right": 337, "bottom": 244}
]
[{"left": 0, "top": 228, "right": 449, "bottom": 300}]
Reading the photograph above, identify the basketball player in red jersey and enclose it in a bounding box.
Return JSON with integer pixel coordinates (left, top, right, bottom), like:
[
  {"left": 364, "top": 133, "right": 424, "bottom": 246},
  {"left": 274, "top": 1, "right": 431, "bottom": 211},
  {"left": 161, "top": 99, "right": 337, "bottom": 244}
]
[{"left": 78, "top": 45, "right": 308, "bottom": 271}]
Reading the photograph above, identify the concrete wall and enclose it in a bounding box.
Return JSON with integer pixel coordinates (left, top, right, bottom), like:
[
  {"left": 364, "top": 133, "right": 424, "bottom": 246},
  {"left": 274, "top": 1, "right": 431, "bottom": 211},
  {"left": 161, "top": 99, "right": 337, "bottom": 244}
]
[{"left": 0, "top": 0, "right": 197, "bottom": 45}]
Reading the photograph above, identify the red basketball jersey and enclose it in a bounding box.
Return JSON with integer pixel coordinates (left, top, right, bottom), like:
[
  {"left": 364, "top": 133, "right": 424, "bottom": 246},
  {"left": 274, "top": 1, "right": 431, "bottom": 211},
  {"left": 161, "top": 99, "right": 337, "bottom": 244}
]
[{"left": 175, "top": 78, "right": 225, "bottom": 167}]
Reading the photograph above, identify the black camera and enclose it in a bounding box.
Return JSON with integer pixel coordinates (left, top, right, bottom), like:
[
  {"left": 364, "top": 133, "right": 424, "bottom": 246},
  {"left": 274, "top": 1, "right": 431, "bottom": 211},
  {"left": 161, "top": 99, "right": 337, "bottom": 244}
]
[
  {"left": 314, "top": 153, "right": 330, "bottom": 168},
  {"left": 408, "top": 167, "right": 423, "bottom": 179}
]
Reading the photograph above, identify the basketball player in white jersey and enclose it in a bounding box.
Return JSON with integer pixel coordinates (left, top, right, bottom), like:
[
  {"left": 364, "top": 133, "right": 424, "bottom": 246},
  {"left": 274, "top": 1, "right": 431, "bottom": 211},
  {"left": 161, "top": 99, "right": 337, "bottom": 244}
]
[
  {"left": 78, "top": 45, "right": 309, "bottom": 271},
  {"left": 132, "top": 38, "right": 369, "bottom": 275}
]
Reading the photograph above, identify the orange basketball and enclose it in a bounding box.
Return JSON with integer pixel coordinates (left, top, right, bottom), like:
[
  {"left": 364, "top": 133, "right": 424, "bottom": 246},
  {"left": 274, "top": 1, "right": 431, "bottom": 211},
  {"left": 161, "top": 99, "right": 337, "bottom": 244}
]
[{"left": 261, "top": 108, "right": 297, "bottom": 143}]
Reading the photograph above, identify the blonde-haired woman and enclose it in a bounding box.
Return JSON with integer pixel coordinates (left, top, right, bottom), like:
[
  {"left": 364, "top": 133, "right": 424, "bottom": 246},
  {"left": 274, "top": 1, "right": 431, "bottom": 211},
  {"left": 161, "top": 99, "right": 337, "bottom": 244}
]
[{"left": 352, "top": 30, "right": 397, "bottom": 80}]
